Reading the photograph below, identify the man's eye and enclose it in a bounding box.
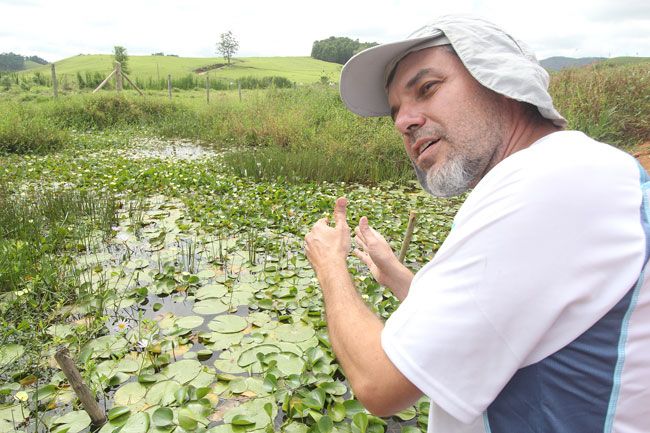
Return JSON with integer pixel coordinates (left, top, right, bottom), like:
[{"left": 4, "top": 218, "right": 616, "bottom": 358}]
[{"left": 422, "top": 81, "right": 438, "bottom": 93}]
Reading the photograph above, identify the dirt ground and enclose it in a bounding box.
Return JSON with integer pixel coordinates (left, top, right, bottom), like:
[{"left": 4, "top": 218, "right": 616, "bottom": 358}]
[{"left": 631, "top": 141, "right": 650, "bottom": 172}]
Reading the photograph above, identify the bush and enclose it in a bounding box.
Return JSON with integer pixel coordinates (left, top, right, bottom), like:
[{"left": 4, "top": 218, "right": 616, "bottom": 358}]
[{"left": 0, "top": 104, "right": 69, "bottom": 154}]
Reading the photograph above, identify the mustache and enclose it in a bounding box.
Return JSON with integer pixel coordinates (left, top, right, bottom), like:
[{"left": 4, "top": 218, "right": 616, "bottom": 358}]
[{"left": 407, "top": 126, "right": 447, "bottom": 146}]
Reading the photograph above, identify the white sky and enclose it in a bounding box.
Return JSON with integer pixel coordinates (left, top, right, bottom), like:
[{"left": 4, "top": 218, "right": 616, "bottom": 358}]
[{"left": 1, "top": 0, "right": 649, "bottom": 62}]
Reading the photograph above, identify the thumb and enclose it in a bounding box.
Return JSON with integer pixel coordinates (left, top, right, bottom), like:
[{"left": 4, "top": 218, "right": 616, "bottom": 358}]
[{"left": 334, "top": 197, "right": 348, "bottom": 228}]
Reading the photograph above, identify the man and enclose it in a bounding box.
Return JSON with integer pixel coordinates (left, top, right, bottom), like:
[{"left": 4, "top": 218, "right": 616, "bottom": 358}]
[{"left": 304, "top": 15, "right": 650, "bottom": 433}]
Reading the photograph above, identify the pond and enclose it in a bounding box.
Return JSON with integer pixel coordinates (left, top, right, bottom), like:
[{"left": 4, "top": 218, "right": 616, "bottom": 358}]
[{"left": 0, "top": 134, "right": 459, "bottom": 433}]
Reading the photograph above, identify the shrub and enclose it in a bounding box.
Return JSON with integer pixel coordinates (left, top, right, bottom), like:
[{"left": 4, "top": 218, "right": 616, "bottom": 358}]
[{"left": 0, "top": 104, "right": 69, "bottom": 154}]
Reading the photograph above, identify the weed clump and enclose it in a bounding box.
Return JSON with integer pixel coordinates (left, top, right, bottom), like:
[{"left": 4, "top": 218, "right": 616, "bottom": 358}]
[{"left": 0, "top": 104, "right": 69, "bottom": 154}]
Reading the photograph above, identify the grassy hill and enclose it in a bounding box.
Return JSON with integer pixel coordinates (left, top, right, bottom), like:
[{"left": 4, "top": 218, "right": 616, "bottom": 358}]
[{"left": 25, "top": 54, "right": 342, "bottom": 84}]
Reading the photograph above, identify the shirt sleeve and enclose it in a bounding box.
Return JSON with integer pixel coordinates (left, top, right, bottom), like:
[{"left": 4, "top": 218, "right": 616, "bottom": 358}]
[{"left": 381, "top": 139, "right": 645, "bottom": 424}]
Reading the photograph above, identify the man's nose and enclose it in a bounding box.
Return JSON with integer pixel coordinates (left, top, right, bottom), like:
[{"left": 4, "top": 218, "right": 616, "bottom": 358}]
[{"left": 394, "top": 107, "right": 425, "bottom": 136}]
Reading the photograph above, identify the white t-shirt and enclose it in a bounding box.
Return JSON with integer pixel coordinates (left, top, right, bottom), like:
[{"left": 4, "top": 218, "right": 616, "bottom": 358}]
[{"left": 382, "top": 131, "right": 650, "bottom": 433}]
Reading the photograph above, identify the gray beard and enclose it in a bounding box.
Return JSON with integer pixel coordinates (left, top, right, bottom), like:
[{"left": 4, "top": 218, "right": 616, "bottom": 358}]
[{"left": 412, "top": 154, "right": 481, "bottom": 198}]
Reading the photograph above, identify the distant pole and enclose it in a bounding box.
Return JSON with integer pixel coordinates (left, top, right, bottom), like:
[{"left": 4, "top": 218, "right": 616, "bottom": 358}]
[
  {"left": 156, "top": 63, "right": 160, "bottom": 81},
  {"left": 238, "top": 81, "right": 242, "bottom": 102},
  {"left": 206, "top": 74, "right": 210, "bottom": 104},
  {"left": 51, "top": 63, "right": 58, "bottom": 98},
  {"left": 115, "top": 62, "right": 123, "bottom": 92},
  {"left": 167, "top": 74, "right": 172, "bottom": 100}
]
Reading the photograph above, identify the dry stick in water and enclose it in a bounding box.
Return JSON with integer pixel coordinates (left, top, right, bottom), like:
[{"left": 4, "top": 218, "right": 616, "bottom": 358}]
[
  {"left": 398, "top": 211, "right": 417, "bottom": 264},
  {"left": 54, "top": 347, "right": 107, "bottom": 426}
]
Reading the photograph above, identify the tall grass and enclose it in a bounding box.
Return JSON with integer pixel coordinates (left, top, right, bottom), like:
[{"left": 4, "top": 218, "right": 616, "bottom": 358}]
[
  {"left": 550, "top": 63, "right": 650, "bottom": 147},
  {"left": 0, "top": 186, "right": 117, "bottom": 376},
  {"left": 1, "top": 60, "right": 648, "bottom": 181}
]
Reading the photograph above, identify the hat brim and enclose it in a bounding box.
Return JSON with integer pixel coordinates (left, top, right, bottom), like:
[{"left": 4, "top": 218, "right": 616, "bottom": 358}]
[{"left": 339, "top": 31, "right": 443, "bottom": 117}]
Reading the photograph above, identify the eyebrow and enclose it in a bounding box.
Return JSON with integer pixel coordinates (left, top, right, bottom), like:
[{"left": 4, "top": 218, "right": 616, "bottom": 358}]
[
  {"left": 406, "top": 68, "right": 438, "bottom": 89},
  {"left": 389, "top": 67, "right": 440, "bottom": 120}
]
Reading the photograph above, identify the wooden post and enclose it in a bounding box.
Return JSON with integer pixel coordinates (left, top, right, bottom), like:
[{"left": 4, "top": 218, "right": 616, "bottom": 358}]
[
  {"left": 115, "top": 62, "right": 123, "bottom": 92},
  {"left": 54, "top": 347, "right": 107, "bottom": 427},
  {"left": 206, "top": 74, "right": 210, "bottom": 104},
  {"left": 238, "top": 81, "right": 242, "bottom": 102},
  {"left": 92, "top": 69, "right": 116, "bottom": 93},
  {"left": 121, "top": 72, "right": 144, "bottom": 96},
  {"left": 156, "top": 63, "right": 160, "bottom": 81},
  {"left": 51, "top": 64, "right": 58, "bottom": 98},
  {"left": 167, "top": 74, "right": 172, "bottom": 99},
  {"left": 398, "top": 211, "right": 417, "bottom": 263}
]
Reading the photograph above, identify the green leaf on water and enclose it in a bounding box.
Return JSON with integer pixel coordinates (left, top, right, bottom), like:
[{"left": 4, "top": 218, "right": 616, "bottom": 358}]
[
  {"left": 176, "top": 315, "right": 205, "bottom": 330},
  {"left": 145, "top": 380, "right": 181, "bottom": 406},
  {"left": 400, "top": 427, "right": 421, "bottom": 433},
  {"left": 303, "top": 388, "right": 326, "bottom": 410},
  {"left": 208, "top": 315, "right": 248, "bottom": 333},
  {"left": 51, "top": 410, "right": 91, "bottom": 433},
  {"left": 275, "top": 323, "right": 314, "bottom": 343},
  {"left": 107, "top": 406, "right": 131, "bottom": 421},
  {"left": 193, "top": 298, "right": 229, "bottom": 315},
  {"left": 113, "top": 382, "right": 147, "bottom": 407},
  {"left": 0, "top": 344, "right": 24, "bottom": 368},
  {"left": 394, "top": 406, "right": 417, "bottom": 421},
  {"left": 152, "top": 407, "right": 174, "bottom": 428},
  {"left": 353, "top": 413, "right": 369, "bottom": 433},
  {"left": 120, "top": 411, "right": 150, "bottom": 433},
  {"left": 329, "top": 402, "right": 346, "bottom": 423},
  {"left": 238, "top": 344, "right": 280, "bottom": 367},
  {"left": 316, "top": 415, "right": 333, "bottom": 433},
  {"left": 231, "top": 414, "right": 256, "bottom": 426},
  {"left": 163, "top": 359, "right": 202, "bottom": 384}
]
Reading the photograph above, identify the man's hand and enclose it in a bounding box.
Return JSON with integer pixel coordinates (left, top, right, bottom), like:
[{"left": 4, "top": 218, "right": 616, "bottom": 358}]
[
  {"left": 305, "top": 197, "right": 351, "bottom": 276},
  {"left": 353, "top": 216, "right": 414, "bottom": 301}
]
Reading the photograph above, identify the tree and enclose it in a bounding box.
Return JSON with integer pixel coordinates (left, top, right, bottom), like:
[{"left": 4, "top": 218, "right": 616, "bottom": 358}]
[
  {"left": 113, "top": 46, "right": 129, "bottom": 74},
  {"left": 311, "top": 37, "right": 378, "bottom": 65},
  {"left": 0, "top": 52, "right": 25, "bottom": 71},
  {"left": 217, "top": 31, "right": 239, "bottom": 65}
]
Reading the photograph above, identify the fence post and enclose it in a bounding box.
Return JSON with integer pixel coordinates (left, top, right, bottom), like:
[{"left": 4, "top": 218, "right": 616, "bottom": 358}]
[
  {"left": 398, "top": 211, "right": 417, "bottom": 263},
  {"left": 55, "top": 347, "right": 107, "bottom": 427},
  {"left": 206, "top": 74, "right": 210, "bottom": 104},
  {"left": 115, "top": 62, "right": 123, "bottom": 92},
  {"left": 51, "top": 64, "right": 58, "bottom": 98},
  {"left": 167, "top": 74, "right": 172, "bottom": 100},
  {"left": 238, "top": 81, "right": 242, "bottom": 102}
]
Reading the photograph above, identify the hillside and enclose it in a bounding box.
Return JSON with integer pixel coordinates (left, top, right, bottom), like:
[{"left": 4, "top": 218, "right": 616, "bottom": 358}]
[
  {"left": 541, "top": 56, "right": 606, "bottom": 71},
  {"left": 25, "top": 54, "right": 343, "bottom": 84},
  {"left": 541, "top": 56, "right": 650, "bottom": 71}
]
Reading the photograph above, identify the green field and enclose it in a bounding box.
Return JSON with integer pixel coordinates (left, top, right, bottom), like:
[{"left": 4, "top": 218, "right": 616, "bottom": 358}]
[{"left": 25, "top": 54, "right": 343, "bottom": 84}]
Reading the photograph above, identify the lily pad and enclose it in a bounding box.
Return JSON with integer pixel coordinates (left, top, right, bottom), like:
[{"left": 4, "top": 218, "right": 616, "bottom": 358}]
[
  {"left": 214, "top": 350, "right": 246, "bottom": 374},
  {"left": 195, "top": 283, "right": 228, "bottom": 299},
  {"left": 193, "top": 298, "right": 229, "bottom": 315},
  {"left": 0, "top": 345, "right": 24, "bottom": 368},
  {"left": 51, "top": 410, "right": 91, "bottom": 433},
  {"left": 114, "top": 382, "right": 148, "bottom": 407},
  {"left": 238, "top": 344, "right": 280, "bottom": 367},
  {"left": 176, "top": 315, "right": 205, "bottom": 330},
  {"left": 120, "top": 411, "right": 150, "bottom": 433},
  {"left": 275, "top": 323, "right": 314, "bottom": 343},
  {"left": 223, "top": 397, "right": 275, "bottom": 430},
  {"left": 163, "top": 359, "right": 203, "bottom": 384},
  {"left": 145, "top": 380, "right": 181, "bottom": 406},
  {"left": 204, "top": 332, "right": 244, "bottom": 351},
  {"left": 208, "top": 315, "right": 248, "bottom": 333}
]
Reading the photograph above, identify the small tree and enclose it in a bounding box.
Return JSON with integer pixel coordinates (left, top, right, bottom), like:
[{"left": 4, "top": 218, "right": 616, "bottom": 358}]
[
  {"left": 113, "top": 46, "right": 129, "bottom": 74},
  {"left": 216, "top": 31, "right": 239, "bottom": 65}
]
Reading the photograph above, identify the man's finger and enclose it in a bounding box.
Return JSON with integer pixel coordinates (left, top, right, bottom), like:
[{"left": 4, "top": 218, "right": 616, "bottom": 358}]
[
  {"left": 353, "top": 248, "right": 373, "bottom": 268},
  {"left": 359, "top": 216, "right": 372, "bottom": 236},
  {"left": 334, "top": 197, "right": 348, "bottom": 228}
]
